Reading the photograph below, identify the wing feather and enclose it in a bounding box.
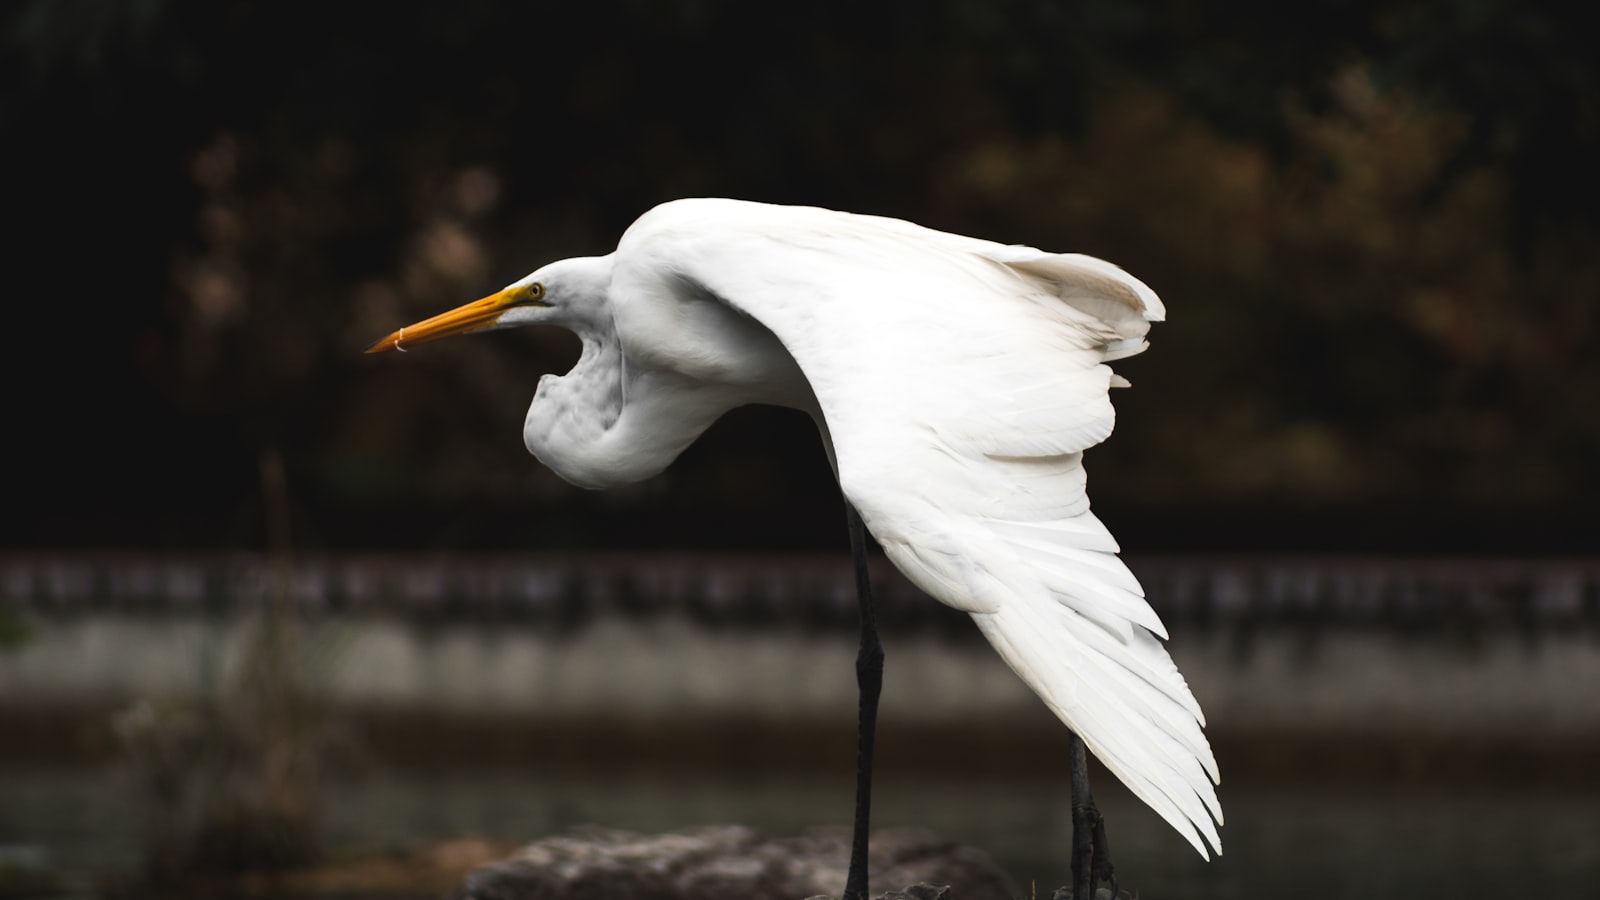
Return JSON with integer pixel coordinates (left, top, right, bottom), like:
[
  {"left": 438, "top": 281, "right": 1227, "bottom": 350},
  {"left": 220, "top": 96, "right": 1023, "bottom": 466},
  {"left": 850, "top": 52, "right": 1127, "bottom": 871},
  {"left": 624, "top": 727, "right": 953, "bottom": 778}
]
[{"left": 619, "top": 199, "right": 1221, "bottom": 856}]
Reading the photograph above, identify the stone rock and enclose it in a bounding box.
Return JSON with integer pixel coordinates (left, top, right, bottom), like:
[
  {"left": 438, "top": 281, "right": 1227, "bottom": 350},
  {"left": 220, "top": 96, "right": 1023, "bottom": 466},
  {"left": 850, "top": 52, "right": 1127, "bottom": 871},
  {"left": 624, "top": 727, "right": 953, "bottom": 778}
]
[{"left": 453, "top": 825, "right": 1019, "bottom": 900}]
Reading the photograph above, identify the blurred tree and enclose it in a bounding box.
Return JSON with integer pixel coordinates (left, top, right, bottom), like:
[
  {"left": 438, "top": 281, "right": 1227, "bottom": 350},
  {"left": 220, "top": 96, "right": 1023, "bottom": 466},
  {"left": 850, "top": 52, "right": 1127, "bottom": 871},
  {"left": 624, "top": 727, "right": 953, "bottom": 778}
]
[{"left": 3, "top": 0, "right": 1595, "bottom": 552}]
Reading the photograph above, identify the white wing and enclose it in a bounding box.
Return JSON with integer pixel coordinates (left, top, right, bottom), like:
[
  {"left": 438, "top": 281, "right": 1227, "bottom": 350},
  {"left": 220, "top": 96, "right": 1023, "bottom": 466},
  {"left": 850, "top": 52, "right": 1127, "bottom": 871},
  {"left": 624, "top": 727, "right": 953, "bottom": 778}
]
[{"left": 618, "top": 199, "right": 1222, "bottom": 857}]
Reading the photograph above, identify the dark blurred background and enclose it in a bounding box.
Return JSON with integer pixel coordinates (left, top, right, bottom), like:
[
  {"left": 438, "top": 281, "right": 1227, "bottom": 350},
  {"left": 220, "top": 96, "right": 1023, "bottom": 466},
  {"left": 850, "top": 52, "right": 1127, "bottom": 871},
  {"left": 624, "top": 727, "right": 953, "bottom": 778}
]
[
  {"left": 5, "top": 4, "right": 1600, "bottom": 897},
  {"left": 6, "top": 0, "right": 1597, "bottom": 556}
]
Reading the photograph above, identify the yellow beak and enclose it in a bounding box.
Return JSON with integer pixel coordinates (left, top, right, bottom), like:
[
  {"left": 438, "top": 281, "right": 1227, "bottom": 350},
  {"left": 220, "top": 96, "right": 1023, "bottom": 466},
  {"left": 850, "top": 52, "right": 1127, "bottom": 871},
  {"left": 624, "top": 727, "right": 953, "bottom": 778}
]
[{"left": 365, "top": 286, "right": 537, "bottom": 354}]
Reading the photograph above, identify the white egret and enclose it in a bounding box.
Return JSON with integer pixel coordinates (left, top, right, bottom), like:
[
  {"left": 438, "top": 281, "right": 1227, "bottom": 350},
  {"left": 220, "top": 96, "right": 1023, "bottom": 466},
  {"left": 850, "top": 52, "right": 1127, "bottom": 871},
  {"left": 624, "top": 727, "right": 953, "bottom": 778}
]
[{"left": 367, "top": 198, "right": 1221, "bottom": 897}]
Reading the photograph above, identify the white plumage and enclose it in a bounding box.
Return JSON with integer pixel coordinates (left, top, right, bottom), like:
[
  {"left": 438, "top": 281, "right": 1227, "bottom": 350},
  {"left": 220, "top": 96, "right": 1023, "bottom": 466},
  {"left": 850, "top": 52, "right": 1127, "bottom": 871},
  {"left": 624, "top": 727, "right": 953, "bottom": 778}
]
[{"left": 369, "top": 198, "right": 1222, "bottom": 857}]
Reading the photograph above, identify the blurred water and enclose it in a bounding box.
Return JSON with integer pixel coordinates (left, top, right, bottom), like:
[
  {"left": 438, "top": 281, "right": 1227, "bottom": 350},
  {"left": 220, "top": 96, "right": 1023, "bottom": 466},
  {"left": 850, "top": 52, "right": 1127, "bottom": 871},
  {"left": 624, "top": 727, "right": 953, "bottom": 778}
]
[
  {"left": 5, "top": 555, "right": 1600, "bottom": 898},
  {"left": 3, "top": 762, "right": 1598, "bottom": 899}
]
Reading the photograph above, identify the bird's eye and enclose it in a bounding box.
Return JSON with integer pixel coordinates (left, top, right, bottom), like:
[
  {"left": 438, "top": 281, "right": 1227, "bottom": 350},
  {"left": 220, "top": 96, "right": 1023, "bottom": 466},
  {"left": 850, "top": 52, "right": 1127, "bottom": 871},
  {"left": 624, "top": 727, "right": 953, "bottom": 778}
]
[{"left": 524, "top": 282, "right": 546, "bottom": 302}]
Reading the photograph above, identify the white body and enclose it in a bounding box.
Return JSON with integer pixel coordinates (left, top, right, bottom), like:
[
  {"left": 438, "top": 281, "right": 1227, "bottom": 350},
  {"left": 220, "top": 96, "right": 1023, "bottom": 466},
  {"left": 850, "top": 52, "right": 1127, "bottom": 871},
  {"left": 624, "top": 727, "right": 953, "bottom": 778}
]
[{"left": 385, "top": 198, "right": 1222, "bottom": 856}]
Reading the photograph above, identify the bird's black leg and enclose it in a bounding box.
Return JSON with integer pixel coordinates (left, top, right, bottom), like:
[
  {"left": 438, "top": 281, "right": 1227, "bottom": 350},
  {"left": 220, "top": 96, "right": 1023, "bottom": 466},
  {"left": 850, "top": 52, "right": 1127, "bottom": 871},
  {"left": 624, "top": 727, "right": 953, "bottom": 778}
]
[
  {"left": 1068, "top": 731, "right": 1117, "bottom": 899},
  {"left": 843, "top": 502, "right": 884, "bottom": 900}
]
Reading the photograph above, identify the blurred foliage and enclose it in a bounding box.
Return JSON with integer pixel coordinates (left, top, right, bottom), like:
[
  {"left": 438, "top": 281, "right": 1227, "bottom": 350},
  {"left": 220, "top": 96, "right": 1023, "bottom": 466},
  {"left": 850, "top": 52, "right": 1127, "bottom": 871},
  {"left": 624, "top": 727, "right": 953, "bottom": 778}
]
[
  {"left": 3, "top": 0, "right": 1595, "bottom": 552},
  {"left": 113, "top": 579, "right": 342, "bottom": 878},
  {"left": 0, "top": 608, "right": 32, "bottom": 650}
]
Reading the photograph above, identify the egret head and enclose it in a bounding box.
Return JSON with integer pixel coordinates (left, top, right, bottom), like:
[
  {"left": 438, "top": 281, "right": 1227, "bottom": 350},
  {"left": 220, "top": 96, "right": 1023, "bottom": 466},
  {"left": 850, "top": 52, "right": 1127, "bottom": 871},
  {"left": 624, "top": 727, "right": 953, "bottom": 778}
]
[{"left": 364, "top": 256, "right": 611, "bottom": 354}]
